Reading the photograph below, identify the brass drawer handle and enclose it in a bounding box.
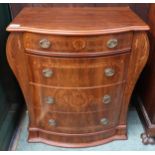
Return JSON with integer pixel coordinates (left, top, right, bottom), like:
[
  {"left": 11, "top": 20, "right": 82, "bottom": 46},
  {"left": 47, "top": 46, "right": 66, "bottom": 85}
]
[
  {"left": 39, "top": 38, "right": 51, "bottom": 49},
  {"left": 107, "top": 39, "right": 118, "bottom": 48},
  {"left": 100, "top": 118, "right": 109, "bottom": 125},
  {"left": 48, "top": 119, "right": 57, "bottom": 126},
  {"left": 102, "top": 95, "right": 111, "bottom": 104},
  {"left": 42, "top": 68, "right": 53, "bottom": 78},
  {"left": 104, "top": 68, "right": 115, "bottom": 77},
  {"left": 44, "top": 96, "right": 55, "bottom": 104}
]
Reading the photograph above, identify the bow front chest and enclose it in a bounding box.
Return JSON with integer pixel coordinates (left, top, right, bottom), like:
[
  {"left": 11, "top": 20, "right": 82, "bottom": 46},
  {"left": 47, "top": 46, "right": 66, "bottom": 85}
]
[{"left": 6, "top": 7, "right": 149, "bottom": 147}]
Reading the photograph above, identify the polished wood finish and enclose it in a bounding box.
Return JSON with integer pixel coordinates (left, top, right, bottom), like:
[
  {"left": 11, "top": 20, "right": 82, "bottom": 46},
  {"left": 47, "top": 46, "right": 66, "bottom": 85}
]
[
  {"left": 27, "top": 54, "right": 129, "bottom": 87},
  {"left": 23, "top": 32, "right": 133, "bottom": 57},
  {"left": 7, "top": 7, "right": 149, "bottom": 35},
  {"left": 136, "top": 4, "right": 155, "bottom": 145},
  {"left": 6, "top": 7, "right": 149, "bottom": 147},
  {"left": 30, "top": 84, "right": 124, "bottom": 112}
]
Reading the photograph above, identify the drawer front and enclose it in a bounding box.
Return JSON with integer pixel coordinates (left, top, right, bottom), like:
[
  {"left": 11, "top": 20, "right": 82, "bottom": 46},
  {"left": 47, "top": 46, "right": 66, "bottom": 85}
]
[
  {"left": 30, "top": 84, "right": 124, "bottom": 112},
  {"left": 35, "top": 109, "right": 119, "bottom": 134},
  {"left": 27, "top": 53, "right": 130, "bottom": 87},
  {"left": 23, "top": 32, "right": 133, "bottom": 56}
]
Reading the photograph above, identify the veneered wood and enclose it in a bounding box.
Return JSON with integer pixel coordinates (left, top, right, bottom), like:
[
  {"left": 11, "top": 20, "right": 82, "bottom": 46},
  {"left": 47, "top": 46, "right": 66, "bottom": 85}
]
[
  {"left": 29, "top": 84, "right": 124, "bottom": 112},
  {"left": 119, "top": 31, "right": 149, "bottom": 126},
  {"left": 27, "top": 53, "right": 129, "bottom": 87},
  {"left": 6, "top": 7, "right": 149, "bottom": 147},
  {"left": 28, "top": 126, "right": 126, "bottom": 147},
  {"left": 7, "top": 7, "right": 149, "bottom": 35},
  {"left": 23, "top": 32, "right": 133, "bottom": 57},
  {"left": 36, "top": 109, "right": 119, "bottom": 134}
]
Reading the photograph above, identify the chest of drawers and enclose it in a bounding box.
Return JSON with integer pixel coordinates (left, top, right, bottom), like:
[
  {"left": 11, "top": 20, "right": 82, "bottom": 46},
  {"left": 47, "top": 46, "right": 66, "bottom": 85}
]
[{"left": 6, "top": 7, "right": 149, "bottom": 147}]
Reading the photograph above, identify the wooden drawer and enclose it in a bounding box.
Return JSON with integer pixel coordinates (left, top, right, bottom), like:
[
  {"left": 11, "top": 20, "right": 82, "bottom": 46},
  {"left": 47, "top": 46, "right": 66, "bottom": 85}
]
[
  {"left": 23, "top": 32, "right": 133, "bottom": 57},
  {"left": 35, "top": 109, "right": 119, "bottom": 134},
  {"left": 27, "top": 53, "right": 130, "bottom": 87},
  {"left": 29, "top": 83, "right": 124, "bottom": 112}
]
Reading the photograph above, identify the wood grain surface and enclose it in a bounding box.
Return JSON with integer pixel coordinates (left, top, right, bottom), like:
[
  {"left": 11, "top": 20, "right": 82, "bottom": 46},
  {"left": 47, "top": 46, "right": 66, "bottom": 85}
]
[
  {"left": 26, "top": 53, "right": 129, "bottom": 87},
  {"left": 23, "top": 32, "right": 133, "bottom": 57},
  {"left": 6, "top": 7, "right": 149, "bottom": 147},
  {"left": 7, "top": 7, "right": 149, "bottom": 35}
]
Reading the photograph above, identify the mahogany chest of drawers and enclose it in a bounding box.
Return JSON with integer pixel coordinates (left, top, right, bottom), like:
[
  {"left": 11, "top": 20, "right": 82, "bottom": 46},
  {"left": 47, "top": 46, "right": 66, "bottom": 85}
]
[{"left": 6, "top": 7, "right": 149, "bottom": 147}]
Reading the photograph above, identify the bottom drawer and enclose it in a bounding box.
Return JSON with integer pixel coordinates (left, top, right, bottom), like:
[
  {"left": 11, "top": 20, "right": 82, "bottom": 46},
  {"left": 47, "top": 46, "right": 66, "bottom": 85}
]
[{"left": 35, "top": 109, "right": 120, "bottom": 134}]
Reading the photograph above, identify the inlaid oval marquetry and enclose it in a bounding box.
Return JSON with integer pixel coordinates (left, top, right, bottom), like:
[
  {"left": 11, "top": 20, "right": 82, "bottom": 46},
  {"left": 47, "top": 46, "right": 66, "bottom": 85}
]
[
  {"left": 53, "top": 90, "right": 91, "bottom": 111},
  {"left": 72, "top": 39, "right": 86, "bottom": 51},
  {"left": 23, "top": 32, "right": 133, "bottom": 57},
  {"left": 31, "top": 84, "right": 124, "bottom": 112}
]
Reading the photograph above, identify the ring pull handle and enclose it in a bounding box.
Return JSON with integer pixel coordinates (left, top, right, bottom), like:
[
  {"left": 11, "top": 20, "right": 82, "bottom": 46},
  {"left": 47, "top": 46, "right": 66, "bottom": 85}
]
[
  {"left": 107, "top": 39, "right": 118, "bottom": 49},
  {"left": 42, "top": 68, "right": 53, "bottom": 78},
  {"left": 48, "top": 119, "right": 57, "bottom": 126},
  {"left": 104, "top": 68, "right": 115, "bottom": 77},
  {"left": 44, "top": 96, "right": 55, "bottom": 104},
  {"left": 100, "top": 118, "right": 109, "bottom": 125},
  {"left": 102, "top": 95, "right": 111, "bottom": 104},
  {"left": 39, "top": 38, "right": 51, "bottom": 49}
]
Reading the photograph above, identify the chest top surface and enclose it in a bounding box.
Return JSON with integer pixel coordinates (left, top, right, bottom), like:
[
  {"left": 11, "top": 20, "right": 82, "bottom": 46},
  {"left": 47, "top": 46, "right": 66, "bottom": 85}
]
[{"left": 7, "top": 7, "right": 149, "bottom": 35}]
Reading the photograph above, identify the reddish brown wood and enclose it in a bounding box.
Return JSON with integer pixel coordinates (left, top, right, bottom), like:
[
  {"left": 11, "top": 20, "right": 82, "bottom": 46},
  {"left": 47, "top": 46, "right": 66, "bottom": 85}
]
[
  {"left": 28, "top": 126, "right": 126, "bottom": 147},
  {"left": 6, "top": 7, "right": 149, "bottom": 147},
  {"left": 7, "top": 7, "right": 149, "bottom": 35},
  {"left": 29, "top": 84, "right": 125, "bottom": 112},
  {"left": 23, "top": 32, "right": 133, "bottom": 57},
  {"left": 119, "top": 31, "right": 149, "bottom": 128},
  {"left": 136, "top": 4, "right": 155, "bottom": 144},
  {"left": 27, "top": 54, "right": 129, "bottom": 87}
]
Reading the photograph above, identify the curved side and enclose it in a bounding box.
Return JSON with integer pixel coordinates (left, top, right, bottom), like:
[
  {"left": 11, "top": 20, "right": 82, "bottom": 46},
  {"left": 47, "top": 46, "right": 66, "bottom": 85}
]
[
  {"left": 119, "top": 32, "right": 150, "bottom": 126},
  {"left": 6, "top": 33, "right": 36, "bottom": 127}
]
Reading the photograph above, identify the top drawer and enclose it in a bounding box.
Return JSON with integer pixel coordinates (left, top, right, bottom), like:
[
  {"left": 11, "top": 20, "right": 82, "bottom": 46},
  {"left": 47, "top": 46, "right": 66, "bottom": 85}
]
[{"left": 23, "top": 32, "right": 133, "bottom": 57}]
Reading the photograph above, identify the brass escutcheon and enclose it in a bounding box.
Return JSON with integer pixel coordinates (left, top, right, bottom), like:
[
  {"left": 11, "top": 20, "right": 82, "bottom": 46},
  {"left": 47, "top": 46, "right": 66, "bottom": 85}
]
[
  {"left": 100, "top": 118, "right": 109, "bottom": 125},
  {"left": 44, "top": 96, "right": 55, "bottom": 104},
  {"left": 104, "top": 68, "right": 115, "bottom": 77},
  {"left": 39, "top": 38, "right": 51, "bottom": 49},
  {"left": 102, "top": 95, "right": 111, "bottom": 104},
  {"left": 48, "top": 119, "right": 57, "bottom": 126},
  {"left": 107, "top": 38, "right": 118, "bottom": 48},
  {"left": 42, "top": 68, "right": 53, "bottom": 78}
]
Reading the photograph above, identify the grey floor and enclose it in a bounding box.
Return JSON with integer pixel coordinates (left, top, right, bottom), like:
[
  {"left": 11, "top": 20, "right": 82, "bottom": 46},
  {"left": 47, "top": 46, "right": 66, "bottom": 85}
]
[{"left": 11, "top": 108, "right": 155, "bottom": 151}]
